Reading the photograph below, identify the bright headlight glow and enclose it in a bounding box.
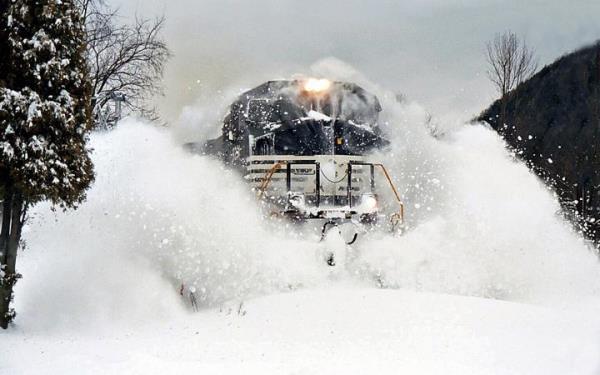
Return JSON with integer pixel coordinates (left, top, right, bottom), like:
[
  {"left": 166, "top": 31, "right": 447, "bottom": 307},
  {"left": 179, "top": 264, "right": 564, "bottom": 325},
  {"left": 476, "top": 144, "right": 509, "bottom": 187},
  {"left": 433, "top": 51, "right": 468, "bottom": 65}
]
[
  {"left": 303, "top": 78, "right": 331, "bottom": 93},
  {"left": 361, "top": 194, "right": 378, "bottom": 211}
]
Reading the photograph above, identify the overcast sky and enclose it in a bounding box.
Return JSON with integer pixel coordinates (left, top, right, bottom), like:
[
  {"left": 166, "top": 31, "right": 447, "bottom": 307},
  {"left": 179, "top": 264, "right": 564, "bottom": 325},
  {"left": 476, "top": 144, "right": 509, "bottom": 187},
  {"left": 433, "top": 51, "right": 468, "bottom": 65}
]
[{"left": 110, "top": 0, "right": 600, "bottom": 123}]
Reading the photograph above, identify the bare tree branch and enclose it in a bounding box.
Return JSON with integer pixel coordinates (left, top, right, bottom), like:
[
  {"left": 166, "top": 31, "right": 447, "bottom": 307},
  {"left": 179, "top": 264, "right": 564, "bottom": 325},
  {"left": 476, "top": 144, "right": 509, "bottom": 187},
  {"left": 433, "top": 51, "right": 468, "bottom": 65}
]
[
  {"left": 76, "top": 0, "right": 171, "bottom": 126},
  {"left": 486, "top": 31, "right": 538, "bottom": 98}
]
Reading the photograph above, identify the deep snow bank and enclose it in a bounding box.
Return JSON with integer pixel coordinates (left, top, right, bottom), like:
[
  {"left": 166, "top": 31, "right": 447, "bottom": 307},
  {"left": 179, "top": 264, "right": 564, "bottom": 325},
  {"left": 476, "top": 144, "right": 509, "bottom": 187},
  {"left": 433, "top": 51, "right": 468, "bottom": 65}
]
[{"left": 3, "top": 288, "right": 600, "bottom": 375}]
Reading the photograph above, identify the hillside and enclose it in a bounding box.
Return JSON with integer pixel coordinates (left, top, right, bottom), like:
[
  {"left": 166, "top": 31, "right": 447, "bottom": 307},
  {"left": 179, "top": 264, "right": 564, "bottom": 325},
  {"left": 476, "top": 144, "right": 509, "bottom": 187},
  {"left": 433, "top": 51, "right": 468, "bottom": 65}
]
[{"left": 478, "top": 42, "right": 600, "bottom": 243}]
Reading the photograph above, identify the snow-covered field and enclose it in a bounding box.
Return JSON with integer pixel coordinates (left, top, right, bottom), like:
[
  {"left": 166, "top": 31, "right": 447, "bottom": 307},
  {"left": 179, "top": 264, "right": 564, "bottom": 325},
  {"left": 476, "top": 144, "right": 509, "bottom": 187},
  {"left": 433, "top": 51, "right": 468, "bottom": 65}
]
[
  {"left": 4, "top": 287, "right": 600, "bottom": 375},
  {"left": 2, "top": 70, "right": 600, "bottom": 373}
]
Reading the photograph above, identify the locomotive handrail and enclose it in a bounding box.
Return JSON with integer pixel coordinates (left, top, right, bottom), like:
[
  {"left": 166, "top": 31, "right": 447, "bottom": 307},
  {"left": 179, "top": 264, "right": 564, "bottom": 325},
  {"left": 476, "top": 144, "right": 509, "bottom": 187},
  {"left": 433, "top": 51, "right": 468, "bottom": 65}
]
[
  {"left": 349, "top": 161, "right": 404, "bottom": 225},
  {"left": 373, "top": 164, "right": 402, "bottom": 201},
  {"left": 257, "top": 162, "right": 284, "bottom": 199},
  {"left": 373, "top": 163, "right": 405, "bottom": 225},
  {"left": 257, "top": 160, "right": 322, "bottom": 204},
  {"left": 257, "top": 159, "right": 404, "bottom": 227}
]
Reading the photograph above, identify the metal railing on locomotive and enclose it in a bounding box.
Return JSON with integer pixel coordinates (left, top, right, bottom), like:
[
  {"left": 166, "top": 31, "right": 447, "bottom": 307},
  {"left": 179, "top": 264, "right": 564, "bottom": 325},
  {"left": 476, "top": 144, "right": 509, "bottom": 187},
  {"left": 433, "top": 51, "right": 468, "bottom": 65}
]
[{"left": 256, "top": 160, "right": 405, "bottom": 230}]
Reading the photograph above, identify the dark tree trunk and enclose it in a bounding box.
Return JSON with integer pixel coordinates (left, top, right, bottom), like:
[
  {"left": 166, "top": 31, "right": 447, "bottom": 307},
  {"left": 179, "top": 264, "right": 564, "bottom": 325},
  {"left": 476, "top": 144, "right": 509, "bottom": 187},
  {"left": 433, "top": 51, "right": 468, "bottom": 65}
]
[
  {"left": 0, "top": 189, "right": 24, "bottom": 329},
  {"left": 497, "top": 93, "right": 509, "bottom": 137}
]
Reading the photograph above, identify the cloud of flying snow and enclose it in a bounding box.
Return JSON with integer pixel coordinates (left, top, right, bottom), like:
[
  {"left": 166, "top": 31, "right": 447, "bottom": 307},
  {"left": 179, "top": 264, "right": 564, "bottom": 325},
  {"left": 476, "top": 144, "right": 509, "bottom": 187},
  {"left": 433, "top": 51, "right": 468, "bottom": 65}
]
[{"left": 15, "top": 58, "right": 600, "bottom": 333}]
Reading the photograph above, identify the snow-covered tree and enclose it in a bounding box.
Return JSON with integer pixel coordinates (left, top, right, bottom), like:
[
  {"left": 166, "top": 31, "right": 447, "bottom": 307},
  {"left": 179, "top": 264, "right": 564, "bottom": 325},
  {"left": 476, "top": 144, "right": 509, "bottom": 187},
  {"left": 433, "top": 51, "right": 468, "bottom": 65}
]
[{"left": 0, "top": 0, "right": 94, "bottom": 329}]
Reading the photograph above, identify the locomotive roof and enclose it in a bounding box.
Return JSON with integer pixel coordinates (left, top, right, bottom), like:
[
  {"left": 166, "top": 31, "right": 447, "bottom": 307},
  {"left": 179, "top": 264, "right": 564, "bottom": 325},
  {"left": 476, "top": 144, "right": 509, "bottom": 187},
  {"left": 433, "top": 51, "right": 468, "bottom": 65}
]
[{"left": 233, "top": 80, "right": 382, "bottom": 113}]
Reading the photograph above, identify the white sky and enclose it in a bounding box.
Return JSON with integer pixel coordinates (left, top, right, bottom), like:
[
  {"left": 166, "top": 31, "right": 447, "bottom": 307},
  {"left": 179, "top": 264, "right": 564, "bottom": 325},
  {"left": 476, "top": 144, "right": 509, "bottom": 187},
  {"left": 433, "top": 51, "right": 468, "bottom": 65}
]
[{"left": 110, "top": 0, "right": 600, "bottom": 123}]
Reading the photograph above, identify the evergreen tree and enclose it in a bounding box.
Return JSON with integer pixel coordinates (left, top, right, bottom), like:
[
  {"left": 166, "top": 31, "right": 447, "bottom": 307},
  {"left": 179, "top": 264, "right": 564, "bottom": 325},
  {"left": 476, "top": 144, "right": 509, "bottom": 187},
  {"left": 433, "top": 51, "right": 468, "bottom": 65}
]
[{"left": 0, "top": 0, "right": 94, "bottom": 329}]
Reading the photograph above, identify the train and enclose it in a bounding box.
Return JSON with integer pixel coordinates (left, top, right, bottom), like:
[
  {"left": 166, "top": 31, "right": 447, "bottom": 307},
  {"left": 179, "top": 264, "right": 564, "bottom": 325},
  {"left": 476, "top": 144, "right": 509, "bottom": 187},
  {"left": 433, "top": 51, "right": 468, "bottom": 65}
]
[{"left": 196, "top": 78, "right": 404, "bottom": 246}]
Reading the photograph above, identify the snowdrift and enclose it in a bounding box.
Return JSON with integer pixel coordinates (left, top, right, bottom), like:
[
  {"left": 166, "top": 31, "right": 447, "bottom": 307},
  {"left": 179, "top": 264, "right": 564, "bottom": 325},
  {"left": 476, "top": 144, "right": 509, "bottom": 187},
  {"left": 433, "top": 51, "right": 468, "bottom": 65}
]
[
  {"left": 4, "top": 288, "right": 600, "bottom": 375},
  {"left": 3, "top": 59, "right": 600, "bottom": 374},
  {"left": 14, "top": 108, "right": 600, "bottom": 331}
]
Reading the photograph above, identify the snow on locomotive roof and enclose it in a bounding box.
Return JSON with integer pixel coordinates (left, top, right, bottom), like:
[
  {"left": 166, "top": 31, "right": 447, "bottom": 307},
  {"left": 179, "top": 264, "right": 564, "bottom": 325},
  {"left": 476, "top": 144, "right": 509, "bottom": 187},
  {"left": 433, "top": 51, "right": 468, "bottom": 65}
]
[{"left": 304, "top": 110, "right": 332, "bottom": 122}]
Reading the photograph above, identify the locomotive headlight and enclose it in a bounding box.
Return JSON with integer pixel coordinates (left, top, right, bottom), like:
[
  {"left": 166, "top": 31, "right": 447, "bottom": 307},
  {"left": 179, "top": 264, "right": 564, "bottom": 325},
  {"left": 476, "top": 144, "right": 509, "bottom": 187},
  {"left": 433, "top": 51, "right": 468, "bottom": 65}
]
[
  {"left": 303, "top": 78, "right": 331, "bottom": 93},
  {"left": 360, "top": 193, "right": 378, "bottom": 212}
]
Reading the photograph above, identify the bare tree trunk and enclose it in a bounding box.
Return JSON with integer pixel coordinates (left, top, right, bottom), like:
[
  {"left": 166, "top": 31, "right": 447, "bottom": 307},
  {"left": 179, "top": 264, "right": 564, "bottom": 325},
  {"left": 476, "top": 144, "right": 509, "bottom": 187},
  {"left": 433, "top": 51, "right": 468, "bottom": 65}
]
[
  {"left": 499, "top": 95, "right": 508, "bottom": 135},
  {"left": 0, "top": 190, "right": 24, "bottom": 329},
  {"left": 0, "top": 190, "right": 12, "bottom": 262},
  {"left": 486, "top": 31, "right": 538, "bottom": 102}
]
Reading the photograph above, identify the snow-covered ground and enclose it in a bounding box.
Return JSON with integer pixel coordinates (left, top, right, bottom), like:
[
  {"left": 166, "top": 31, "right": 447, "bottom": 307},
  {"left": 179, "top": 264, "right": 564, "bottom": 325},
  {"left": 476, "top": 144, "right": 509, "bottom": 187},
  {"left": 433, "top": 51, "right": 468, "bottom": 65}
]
[
  {"left": 2, "top": 67, "right": 600, "bottom": 373},
  {"left": 4, "top": 287, "right": 600, "bottom": 375}
]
